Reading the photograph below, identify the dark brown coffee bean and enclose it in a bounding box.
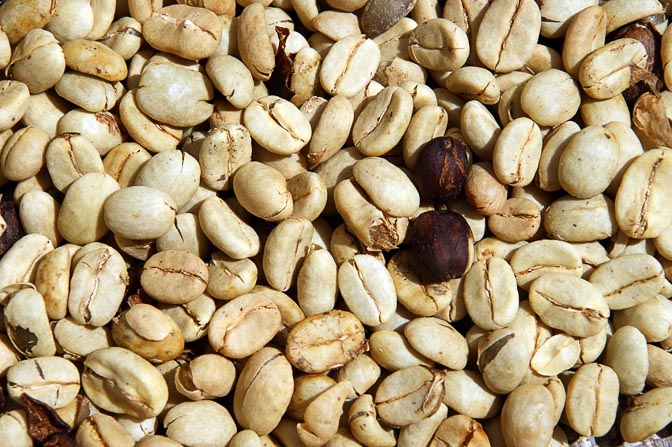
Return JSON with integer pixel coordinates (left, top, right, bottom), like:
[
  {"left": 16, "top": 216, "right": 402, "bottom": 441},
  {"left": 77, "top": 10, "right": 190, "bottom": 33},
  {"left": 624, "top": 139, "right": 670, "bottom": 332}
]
[
  {"left": 412, "top": 209, "right": 474, "bottom": 281},
  {"left": 413, "top": 136, "right": 469, "bottom": 204}
]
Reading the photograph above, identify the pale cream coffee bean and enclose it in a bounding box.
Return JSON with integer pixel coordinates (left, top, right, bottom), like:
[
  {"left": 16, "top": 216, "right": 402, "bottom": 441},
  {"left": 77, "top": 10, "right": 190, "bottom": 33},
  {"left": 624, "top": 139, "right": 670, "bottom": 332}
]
[
  {"left": 53, "top": 317, "right": 112, "bottom": 361},
  {"left": 0, "top": 28, "right": 7, "bottom": 70},
  {"left": 312, "top": 11, "right": 360, "bottom": 41},
  {"left": 86, "top": 0, "right": 117, "bottom": 41},
  {"left": 61, "top": 39, "right": 128, "bottom": 82},
  {"left": 4, "top": 289, "right": 56, "bottom": 358},
  {"left": 46, "top": 133, "right": 104, "bottom": 193},
  {"left": 208, "top": 292, "right": 281, "bottom": 359},
  {"left": 35, "top": 244, "right": 78, "bottom": 320},
  {"left": 558, "top": 125, "right": 619, "bottom": 199},
  {"left": 620, "top": 386, "right": 672, "bottom": 443},
  {"left": 349, "top": 394, "right": 396, "bottom": 446},
  {"left": 206, "top": 252, "right": 257, "bottom": 300},
  {"left": 429, "top": 414, "right": 490, "bottom": 447},
  {"left": 566, "top": 363, "right": 620, "bottom": 437},
  {"left": 352, "top": 86, "right": 414, "bottom": 156},
  {"left": 158, "top": 294, "right": 216, "bottom": 343},
  {"left": 233, "top": 161, "right": 294, "bottom": 221},
  {"left": 333, "top": 178, "right": 409, "bottom": 251},
  {"left": 286, "top": 309, "right": 367, "bottom": 373},
  {"left": 206, "top": 55, "right": 254, "bottom": 109},
  {"left": 0, "top": 125, "right": 49, "bottom": 182},
  {"left": 477, "top": 328, "right": 531, "bottom": 394},
  {"left": 56, "top": 109, "right": 125, "bottom": 156},
  {"left": 6, "top": 29, "right": 65, "bottom": 94},
  {"left": 529, "top": 273, "right": 609, "bottom": 337},
  {"left": 228, "top": 431, "right": 262, "bottom": 447},
  {"left": 615, "top": 148, "right": 672, "bottom": 239},
  {"left": 198, "top": 124, "right": 252, "bottom": 192},
  {"left": 564, "top": 5, "right": 608, "bottom": 78},
  {"left": 57, "top": 172, "right": 119, "bottom": 245},
  {"left": 118, "top": 90, "right": 183, "bottom": 154},
  {"left": 520, "top": 69, "right": 581, "bottom": 127},
  {"left": 234, "top": 347, "right": 294, "bottom": 435},
  {"left": 538, "top": 0, "right": 598, "bottom": 39},
  {"left": 501, "top": 384, "right": 555, "bottom": 447},
  {"left": 263, "top": 217, "right": 314, "bottom": 292},
  {"left": 136, "top": 59, "right": 214, "bottom": 127},
  {"left": 335, "top": 353, "right": 380, "bottom": 399},
  {"left": 45, "top": 0, "right": 93, "bottom": 42},
  {"left": 76, "top": 413, "right": 135, "bottom": 447},
  {"left": 143, "top": 5, "right": 222, "bottom": 60},
  {"left": 614, "top": 295, "right": 672, "bottom": 343},
  {"left": 252, "top": 145, "right": 307, "bottom": 180},
  {"left": 290, "top": 46, "right": 324, "bottom": 107},
  {"left": 20, "top": 91, "right": 68, "bottom": 139},
  {"left": 103, "top": 186, "right": 177, "bottom": 241},
  {"left": 99, "top": 17, "right": 143, "bottom": 60},
  {"left": 543, "top": 194, "right": 617, "bottom": 242},
  {"left": 463, "top": 256, "right": 519, "bottom": 331},
  {"left": 387, "top": 249, "right": 453, "bottom": 317},
  {"left": 647, "top": 344, "right": 672, "bottom": 388},
  {"left": 198, "top": 195, "right": 260, "bottom": 259},
  {"left": 487, "top": 197, "right": 541, "bottom": 243},
  {"left": 530, "top": 334, "right": 581, "bottom": 377},
  {"left": 589, "top": 253, "right": 664, "bottom": 310},
  {"left": 0, "top": 81, "right": 30, "bottom": 131},
  {"left": 287, "top": 171, "right": 328, "bottom": 221},
  {"left": 398, "top": 402, "right": 448, "bottom": 447},
  {"left": 464, "top": 162, "right": 507, "bottom": 216},
  {"left": 402, "top": 104, "right": 449, "bottom": 171},
  {"left": 141, "top": 250, "right": 208, "bottom": 305},
  {"left": 133, "top": 150, "right": 200, "bottom": 209},
  {"left": 298, "top": 380, "right": 352, "bottom": 446},
  {"left": 580, "top": 94, "right": 632, "bottom": 128},
  {"left": 238, "top": 3, "right": 275, "bottom": 80},
  {"left": 404, "top": 317, "right": 468, "bottom": 370},
  {"left": 369, "top": 329, "right": 434, "bottom": 372},
  {"left": 320, "top": 34, "right": 380, "bottom": 97},
  {"left": 352, "top": 157, "right": 419, "bottom": 218},
  {"left": 604, "top": 325, "right": 648, "bottom": 395},
  {"left": 55, "top": 72, "right": 125, "bottom": 113},
  {"left": 510, "top": 239, "right": 583, "bottom": 290},
  {"left": 297, "top": 245, "right": 338, "bottom": 316},
  {"left": 0, "top": 233, "right": 54, "bottom": 304},
  {"left": 579, "top": 38, "right": 648, "bottom": 99},
  {"left": 444, "top": 66, "right": 500, "bottom": 105},
  {"left": 0, "top": 409, "right": 31, "bottom": 447},
  {"left": 602, "top": 0, "right": 664, "bottom": 33},
  {"left": 174, "top": 354, "right": 236, "bottom": 401},
  {"left": 244, "top": 95, "right": 312, "bottom": 155},
  {"left": 102, "top": 143, "right": 151, "bottom": 189},
  {"left": 287, "top": 374, "right": 337, "bottom": 421},
  {"left": 375, "top": 365, "right": 445, "bottom": 427},
  {"left": 475, "top": 0, "right": 540, "bottom": 73},
  {"left": 460, "top": 100, "right": 501, "bottom": 161},
  {"left": 0, "top": 0, "right": 53, "bottom": 45},
  {"left": 407, "top": 18, "right": 469, "bottom": 72},
  {"left": 156, "top": 213, "right": 212, "bottom": 259},
  {"left": 69, "top": 245, "right": 129, "bottom": 326},
  {"left": 112, "top": 303, "right": 185, "bottom": 363},
  {"left": 164, "top": 400, "right": 236, "bottom": 447},
  {"left": 18, "top": 189, "right": 60, "bottom": 246},
  {"left": 305, "top": 94, "right": 354, "bottom": 167},
  {"left": 82, "top": 347, "right": 169, "bottom": 418},
  {"left": 492, "top": 117, "right": 542, "bottom": 187},
  {"left": 338, "top": 254, "right": 397, "bottom": 327},
  {"left": 442, "top": 370, "right": 501, "bottom": 420}
]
